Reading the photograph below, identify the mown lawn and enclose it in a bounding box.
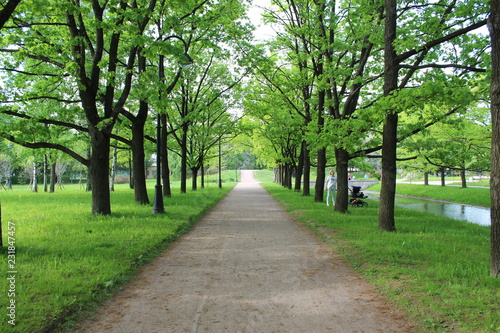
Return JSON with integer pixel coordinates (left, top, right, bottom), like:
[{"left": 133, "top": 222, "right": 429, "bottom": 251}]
[
  {"left": 1, "top": 178, "right": 235, "bottom": 332},
  {"left": 254, "top": 170, "right": 499, "bottom": 333}
]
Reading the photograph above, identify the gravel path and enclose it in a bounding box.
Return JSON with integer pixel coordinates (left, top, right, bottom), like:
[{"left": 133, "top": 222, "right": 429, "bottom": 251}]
[{"left": 72, "top": 170, "right": 414, "bottom": 333}]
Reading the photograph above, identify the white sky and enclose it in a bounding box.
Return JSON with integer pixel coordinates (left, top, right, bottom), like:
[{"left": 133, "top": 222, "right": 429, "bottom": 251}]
[{"left": 248, "top": 0, "right": 275, "bottom": 42}]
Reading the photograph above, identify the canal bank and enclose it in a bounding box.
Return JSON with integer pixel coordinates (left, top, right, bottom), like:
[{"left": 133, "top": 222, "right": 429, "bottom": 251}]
[{"left": 365, "top": 191, "right": 491, "bottom": 226}]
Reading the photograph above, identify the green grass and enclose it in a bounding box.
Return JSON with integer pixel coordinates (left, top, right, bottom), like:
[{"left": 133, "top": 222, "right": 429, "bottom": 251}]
[
  {"left": 254, "top": 170, "right": 499, "bottom": 333},
  {"left": 0, "top": 176, "right": 236, "bottom": 333},
  {"left": 367, "top": 183, "right": 491, "bottom": 207}
]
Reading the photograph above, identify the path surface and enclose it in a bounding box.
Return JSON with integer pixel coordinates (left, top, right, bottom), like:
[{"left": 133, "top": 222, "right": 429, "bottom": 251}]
[{"left": 73, "top": 171, "right": 414, "bottom": 333}]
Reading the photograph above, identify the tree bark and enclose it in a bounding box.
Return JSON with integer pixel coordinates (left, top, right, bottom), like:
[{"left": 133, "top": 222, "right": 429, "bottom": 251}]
[
  {"left": 43, "top": 154, "right": 48, "bottom": 192},
  {"left": 294, "top": 141, "right": 304, "bottom": 192},
  {"left": 31, "top": 161, "right": 38, "bottom": 193},
  {"left": 334, "top": 147, "right": 349, "bottom": 213},
  {"left": 488, "top": 0, "right": 500, "bottom": 278},
  {"left": 50, "top": 162, "right": 56, "bottom": 193},
  {"left": 378, "top": 0, "right": 398, "bottom": 232},
  {"left": 440, "top": 167, "right": 446, "bottom": 186},
  {"left": 314, "top": 86, "right": 327, "bottom": 202},
  {"left": 180, "top": 122, "right": 188, "bottom": 194},
  {"left": 110, "top": 145, "right": 117, "bottom": 192},
  {"left": 460, "top": 168, "right": 467, "bottom": 188},
  {"left": 302, "top": 142, "right": 311, "bottom": 196},
  {"left": 161, "top": 114, "right": 171, "bottom": 197},
  {"left": 89, "top": 127, "right": 111, "bottom": 215},
  {"left": 0, "top": 0, "right": 21, "bottom": 30},
  {"left": 130, "top": 113, "right": 150, "bottom": 204},
  {"left": 314, "top": 148, "right": 327, "bottom": 202},
  {"left": 191, "top": 167, "right": 199, "bottom": 191}
]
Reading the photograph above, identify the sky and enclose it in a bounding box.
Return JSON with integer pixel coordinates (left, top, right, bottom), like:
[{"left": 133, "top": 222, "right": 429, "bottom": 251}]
[{"left": 247, "top": 0, "right": 275, "bottom": 42}]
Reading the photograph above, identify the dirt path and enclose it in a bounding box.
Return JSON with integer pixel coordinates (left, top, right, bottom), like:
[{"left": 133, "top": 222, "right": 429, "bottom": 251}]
[{"left": 73, "top": 171, "right": 414, "bottom": 333}]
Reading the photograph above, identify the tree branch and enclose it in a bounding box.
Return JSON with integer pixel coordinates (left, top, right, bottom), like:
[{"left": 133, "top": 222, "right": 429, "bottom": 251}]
[
  {"left": 0, "top": 132, "right": 89, "bottom": 167},
  {"left": 399, "top": 63, "right": 486, "bottom": 72},
  {"left": 397, "top": 19, "right": 488, "bottom": 63}
]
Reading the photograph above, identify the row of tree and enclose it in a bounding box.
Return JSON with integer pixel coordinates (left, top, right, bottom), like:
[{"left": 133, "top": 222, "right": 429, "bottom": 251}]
[
  {"left": 238, "top": 0, "right": 498, "bottom": 277},
  {"left": 0, "top": 1, "right": 498, "bottom": 277},
  {"left": 0, "top": 0, "right": 254, "bottom": 214}
]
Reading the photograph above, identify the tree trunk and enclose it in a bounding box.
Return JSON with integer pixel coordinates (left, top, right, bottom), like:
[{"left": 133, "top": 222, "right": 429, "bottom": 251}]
[
  {"left": 440, "top": 167, "right": 446, "bottom": 186},
  {"left": 191, "top": 167, "right": 198, "bottom": 191},
  {"left": 379, "top": 113, "right": 398, "bottom": 232},
  {"left": 32, "top": 161, "right": 38, "bottom": 193},
  {"left": 286, "top": 165, "right": 290, "bottom": 189},
  {"left": 128, "top": 153, "right": 134, "bottom": 190},
  {"left": 161, "top": 114, "right": 171, "bottom": 197},
  {"left": 86, "top": 148, "right": 92, "bottom": 192},
  {"left": 460, "top": 168, "right": 467, "bottom": 188},
  {"left": 424, "top": 170, "right": 429, "bottom": 185},
  {"left": 110, "top": 145, "right": 117, "bottom": 192},
  {"left": 131, "top": 118, "right": 150, "bottom": 204},
  {"left": 180, "top": 123, "right": 188, "bottom": 194},
  {"left": 294, "top": 141, "right": 304, "bottom": 192},
  {"left": 334, "top": 147, "right": 349, "bottom": 213},
  {"left": 378, "top": 0, "right": 398, "bottom": 232},
  {"left": 302, "top": 141, "right": 311, "bottom": 196},
  {"left": 488, "top": 1, "right": 500, "bottom": 278},
  {"left": 201, "top": 164, "right": 205, "bottom": 189},
  {"left": 43, "top": 154, "right": 48, "bottom": 192},
  {"left": 314, "top": 148, "right": 327, "bottom": 202},
  {"left": 89, "top": 128, "right": 111, "bottom": 215},
  {"left": 50, "top": 162, "right": 56, "bottom": 193}
]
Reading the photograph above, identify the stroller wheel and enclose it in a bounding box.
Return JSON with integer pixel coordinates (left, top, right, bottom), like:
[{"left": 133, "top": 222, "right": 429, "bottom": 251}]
[{"left": 349, "top": 198, "right": 368, "bottom": 207}]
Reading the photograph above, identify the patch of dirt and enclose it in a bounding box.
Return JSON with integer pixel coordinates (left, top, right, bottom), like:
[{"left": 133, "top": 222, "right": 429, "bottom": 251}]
[{"left": 72, "top": 171, "right": 416, "bottom": 333}]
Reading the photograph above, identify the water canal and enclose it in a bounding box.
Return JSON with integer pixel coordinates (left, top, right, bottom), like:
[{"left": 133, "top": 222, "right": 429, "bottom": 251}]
[{"left": 366, "top": 192, "right": 490, "bottom": 227}]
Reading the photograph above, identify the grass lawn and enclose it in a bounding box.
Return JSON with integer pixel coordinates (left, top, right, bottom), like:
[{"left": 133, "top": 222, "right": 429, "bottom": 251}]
[
  {"left": 254, "top": 170, "right": 499, "bottom": 333},
  {"left": 1, "top": 176, "right": 235, "bottom": 332}
]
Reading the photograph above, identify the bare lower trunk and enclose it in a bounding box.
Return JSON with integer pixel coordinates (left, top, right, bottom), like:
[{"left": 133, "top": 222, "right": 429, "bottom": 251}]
[
  {"left": 314, "top": 148, "right": 327, "bottom": 202},
  {"left": 302, "top": 142, "right": 311, "bottom": 196},
  {"left": 440, "top": 167, "right": 446, "bottom": 186},
  {"left": 378, "top": 113, "right": 397, "bottom": 232},
  {"left": 180, "top": 124, "right": 188, "bottom": 194},
  {"left": 294, "top": 141, "right": 304, "bottom": 192},
  {"left": 192, "top": 167, "right": 199, "bottom": 191},
  {"left": 131, "top": 120, "right": 150, "bottom": 205},
  {"left": 488, "top": 2, "right": 500, "bottom": 277},
  {"left": 378, "top": 0, "right": 397, "bottom": 232},
  {"left": 161, "top": 114, "right": 171, "bottom": 197},
  {"left": 89, "top": 130, "right": 111, "bottom": 215},
  {"left": 50, "top": 163, "right": 56, "bottom": 193},
  {"left": 460, "top": 168, "right": 467, "bottom": 188},
  {"left": 334, "top": 148, "right": 349, "bottom": 213}
]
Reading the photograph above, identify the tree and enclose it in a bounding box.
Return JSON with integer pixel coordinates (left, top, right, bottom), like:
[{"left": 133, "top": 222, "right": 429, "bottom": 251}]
[
  {"left": 378, "top": 0, "right": 488, "bottom": 231},
  {"left": 0, "top": 0, "right": 162, "bottom": 214},
  {"left": 488, "top": 0, "right": 500, "bottom": 278},
  {"left": 0, "top": 0, "right": 21, "bottom": 29},
  {"left": 402, "top": 110, "right": 491, "bottom": 188},
  {"left": 243, "top": 80, "right": 304, "bottom": 186},
  {"left": 166, "top": 53, "right": 246, "bottom": 192}
]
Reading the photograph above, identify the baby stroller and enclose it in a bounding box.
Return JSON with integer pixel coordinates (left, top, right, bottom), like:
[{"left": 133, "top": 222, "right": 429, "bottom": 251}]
[
  {"left": 349, "top": 186, "right": 368, "bottom": 199},
  {"left": 349, "top": 186, "right": 368, "bottom": 207},
  {"left": 349, "top": 198, "right": 368, "bottom": 207}
]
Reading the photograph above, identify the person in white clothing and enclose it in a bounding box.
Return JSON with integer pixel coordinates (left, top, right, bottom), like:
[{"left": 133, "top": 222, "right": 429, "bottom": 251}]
[{"left": 325, "top": 170, "right": 337, "bottom": 207}]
